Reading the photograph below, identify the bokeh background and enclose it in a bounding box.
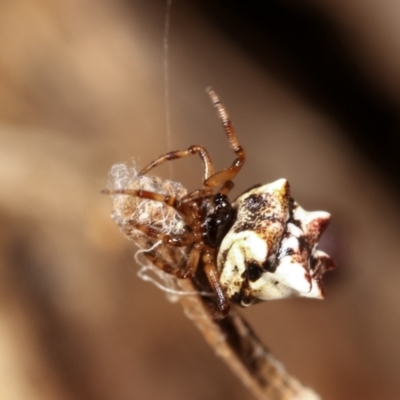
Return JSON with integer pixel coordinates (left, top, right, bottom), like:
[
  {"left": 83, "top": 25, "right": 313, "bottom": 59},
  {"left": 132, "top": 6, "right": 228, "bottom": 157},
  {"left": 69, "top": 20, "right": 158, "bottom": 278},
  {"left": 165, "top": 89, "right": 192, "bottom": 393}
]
[{"left": 1, "top": 1, "right": 400, "bottom": 399}]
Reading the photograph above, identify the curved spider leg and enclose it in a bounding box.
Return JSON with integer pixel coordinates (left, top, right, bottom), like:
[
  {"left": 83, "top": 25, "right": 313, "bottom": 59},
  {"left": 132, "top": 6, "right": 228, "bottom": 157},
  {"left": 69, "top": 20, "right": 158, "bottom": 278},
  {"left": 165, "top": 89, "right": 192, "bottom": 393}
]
[
  {"left": 101, "top": 188, "right": 180, "bottom": 208},
  {"left": 203, "top": 248, "right": 230, "bottom": 317},
  {"left": 139, "top": 145, "right": 215, "bottom": 182},
  {"left": 181, "top": 188, "right": 211, "bottom": 202},
  {"left": 179, "top": 181, "right": 235, "bottom": 200},
  {"left": 127, "top": 219, "right": 202, "bottom": 278},
  {"left": 102, "top": 188, "right": 199, "bottom": 227},
  {"left": 175, "top": 243, "right": 202, "bottom": 279},
  {"left": 143, "top": 244, "right": 202, "bottom": 280},
  {"left": 127, "top": 220, "right": 194, "bottom": 247},
  {"left": 219, "top": 180, "right": 235, "bottom": 195},
  {"left": 205, "top": 88, "right": 246, "bottom": 189},
  {"left": 143, "top": 251, "right": 176, "bottom": 275}
]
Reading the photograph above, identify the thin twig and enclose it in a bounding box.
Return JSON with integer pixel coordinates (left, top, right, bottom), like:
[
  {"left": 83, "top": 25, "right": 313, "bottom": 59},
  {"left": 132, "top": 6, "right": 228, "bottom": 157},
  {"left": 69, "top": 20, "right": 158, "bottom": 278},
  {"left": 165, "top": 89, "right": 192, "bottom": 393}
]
[{"left": 177, "top": 278, "right": 320, "bottom": 400}]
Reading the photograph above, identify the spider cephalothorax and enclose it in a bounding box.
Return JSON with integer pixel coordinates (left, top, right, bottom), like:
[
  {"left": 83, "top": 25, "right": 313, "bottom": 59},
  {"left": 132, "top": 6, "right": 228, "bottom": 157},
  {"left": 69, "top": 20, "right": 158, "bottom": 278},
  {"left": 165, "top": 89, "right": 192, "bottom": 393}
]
[{"left": 104, "top": 89, "right": 335, "bottom": 318}]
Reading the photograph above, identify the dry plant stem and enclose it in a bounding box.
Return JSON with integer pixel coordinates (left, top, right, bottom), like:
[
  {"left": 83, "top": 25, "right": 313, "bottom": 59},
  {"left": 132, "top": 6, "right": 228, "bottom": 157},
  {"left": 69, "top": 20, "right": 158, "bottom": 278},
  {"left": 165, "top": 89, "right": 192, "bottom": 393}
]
[{"left": 177, "top": 278, "right": 321, "bottom": 400}]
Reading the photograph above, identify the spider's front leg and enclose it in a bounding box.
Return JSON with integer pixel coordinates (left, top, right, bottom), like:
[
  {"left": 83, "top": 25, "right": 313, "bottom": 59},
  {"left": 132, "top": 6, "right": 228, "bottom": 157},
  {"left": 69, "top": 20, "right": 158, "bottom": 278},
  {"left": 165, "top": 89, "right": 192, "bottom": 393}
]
[
  {"left": 205, "top": 89, "right": 246, "bottom": 190},
  {"left": 101, "top": 188, "right": 180, "bottom": 208}
]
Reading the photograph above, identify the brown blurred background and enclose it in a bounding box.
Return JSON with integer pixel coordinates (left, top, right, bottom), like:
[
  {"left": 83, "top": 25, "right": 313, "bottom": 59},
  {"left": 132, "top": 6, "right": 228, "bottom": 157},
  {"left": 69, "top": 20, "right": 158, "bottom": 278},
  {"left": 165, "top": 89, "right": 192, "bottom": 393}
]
[{"left": 1, "top": 1, "right": 400, "bottom": 399}]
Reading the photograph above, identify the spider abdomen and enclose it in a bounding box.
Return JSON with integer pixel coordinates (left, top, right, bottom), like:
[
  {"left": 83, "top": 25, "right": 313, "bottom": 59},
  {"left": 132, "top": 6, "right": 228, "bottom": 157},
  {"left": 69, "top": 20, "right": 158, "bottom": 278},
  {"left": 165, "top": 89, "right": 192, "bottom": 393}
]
[{"left": 217, "top": 179, "right": 335, "bottom": 307}]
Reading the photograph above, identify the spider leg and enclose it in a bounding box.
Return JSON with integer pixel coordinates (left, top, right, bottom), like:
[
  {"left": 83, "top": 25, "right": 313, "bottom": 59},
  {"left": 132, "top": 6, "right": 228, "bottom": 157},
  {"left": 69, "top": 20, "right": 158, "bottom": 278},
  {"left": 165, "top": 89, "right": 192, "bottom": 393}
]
[
  {"left": 103, "top": 187, "right": 200, "bottom": 227},
  {"left": 219, "top": 180, "right": 235, "bottom": 195},
  {"left": 127, "top": 220, "right": 194, "bottom": 247},
  {"left": 205, "top": 88, "right": 246, "bottom": 189},
  {"left": 144, "top": 244, "right": 202, "bottom": 279},
  {"left": 143, "top": 251, "right": 176, "bottom": 275},
  {"left": 183, "top": 180, "right": 234, "bottom": 200},
  {"left": 101, "top": 188, "right": 180, "bottom": 208},
  {"left": 203, "top": 249, "right": 230, "bottom": 317},
  {"left": 176, "top": 243, "right": 202, "bottom": 279},
  {"left": 139, "top": 145, "right": 215, "bottom": 182}
]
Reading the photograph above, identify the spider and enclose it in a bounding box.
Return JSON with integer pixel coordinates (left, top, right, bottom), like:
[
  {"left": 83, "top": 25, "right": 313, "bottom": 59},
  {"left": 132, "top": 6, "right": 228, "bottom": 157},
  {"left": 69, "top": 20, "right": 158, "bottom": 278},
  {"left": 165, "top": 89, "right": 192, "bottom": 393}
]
[{"left": 103, "top": 88, "right": 335, "bottom": 318}]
